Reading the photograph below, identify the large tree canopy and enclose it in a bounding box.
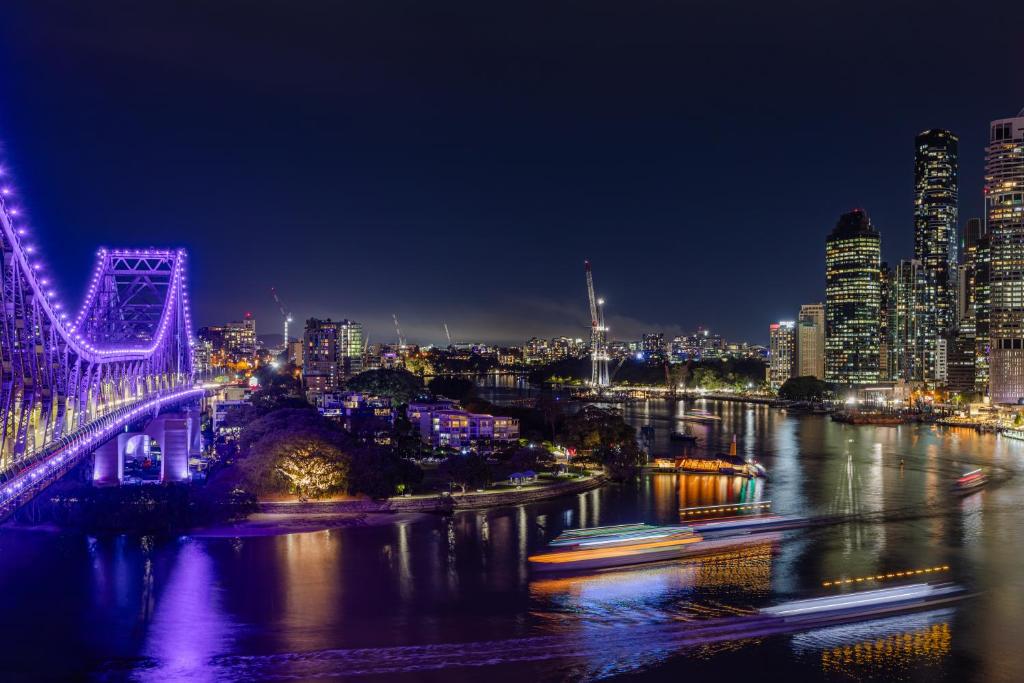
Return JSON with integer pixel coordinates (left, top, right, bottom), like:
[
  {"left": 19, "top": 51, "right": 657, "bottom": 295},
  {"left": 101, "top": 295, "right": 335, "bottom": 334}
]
[
  {"left": 778, "top": 375, "right": 829, "bottom": 401},
  {"left": 346, "top": 369, "right": 425, "bottom": 405}
]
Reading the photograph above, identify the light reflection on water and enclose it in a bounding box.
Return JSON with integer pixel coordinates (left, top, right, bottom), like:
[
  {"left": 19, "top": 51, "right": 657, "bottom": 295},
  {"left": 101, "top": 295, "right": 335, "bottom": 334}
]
[{"left": 4, "top": 399, "right": 1024, "bottom": 680}]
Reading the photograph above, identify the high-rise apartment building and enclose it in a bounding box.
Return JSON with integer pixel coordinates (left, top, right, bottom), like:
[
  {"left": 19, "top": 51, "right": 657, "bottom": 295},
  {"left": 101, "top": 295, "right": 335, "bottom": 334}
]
[
  {"left": 769, "top": 321, "right": 795, "bottom": 390},
  {"left": 796, "top": 303, "right": 825, "bottom": 379},
  {"left": 825, "top": 210, "right": 882, "bottom": 385},
  {"left": 914, "top": 129, "right": 959, "bottom": 384},
  {"left": 986, "top": 110, "right": 1024, "bottom": 403},
  {"left": 303, "top": 318, "right": 364, "bottom": 394},
  {"left": 224, "top": 314, "right": 257, "bottom": 358}
]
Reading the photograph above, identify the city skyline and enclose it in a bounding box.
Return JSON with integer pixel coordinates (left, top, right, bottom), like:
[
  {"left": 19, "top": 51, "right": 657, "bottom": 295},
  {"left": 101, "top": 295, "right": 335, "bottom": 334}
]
[{"left": 1, "top": 3, "right": 1023, "bottom": 346}]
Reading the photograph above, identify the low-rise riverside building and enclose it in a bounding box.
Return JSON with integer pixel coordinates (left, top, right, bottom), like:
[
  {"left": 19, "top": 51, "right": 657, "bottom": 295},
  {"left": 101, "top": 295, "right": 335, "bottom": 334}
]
[{"left": 406, "top": 399, "right": 519, "bottom": 450}]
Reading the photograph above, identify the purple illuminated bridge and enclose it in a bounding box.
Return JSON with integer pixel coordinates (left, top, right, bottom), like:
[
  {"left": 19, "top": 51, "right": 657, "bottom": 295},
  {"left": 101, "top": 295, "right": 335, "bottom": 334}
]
[{"left": 0, "top": 176, "right": 200, "bottom": 519}]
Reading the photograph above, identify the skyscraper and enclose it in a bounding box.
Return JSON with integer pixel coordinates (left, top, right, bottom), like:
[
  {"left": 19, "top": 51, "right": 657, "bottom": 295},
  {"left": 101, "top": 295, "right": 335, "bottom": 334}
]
[
  {"left": 986, "top": 110, "right": 1024, "bottom": 403},
  {"left": 973, "top": 226, "right": 991, "bottom": 394},
  {"left": 958, "top": 217, "right": 987, "bottom": 394},
  {"left": 825, "top": 210, "right": 882, "bottom": 385},
  {"left": 303, "top": 318, "right": 364, "bottom": 394},
  {"left": 797, "top": 303, "right": 825, "bottom": 379},
  {"left": 891, "top": 259, "right": 925, "bottom": 381},
  {"left": 769, "top": 321, "right": 795, "bottom": 390},
  {"left": 914, "top": 129, "right": 959, "bottom": 385},
  {"left": 879, "top": 262, "right": 892, "bottom": 380}
]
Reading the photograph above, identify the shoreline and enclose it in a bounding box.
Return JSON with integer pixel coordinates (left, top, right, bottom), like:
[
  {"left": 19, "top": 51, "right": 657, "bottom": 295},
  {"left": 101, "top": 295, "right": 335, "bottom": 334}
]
[{"left": 194, "top": 473, "right": 609, "bottom": 538}]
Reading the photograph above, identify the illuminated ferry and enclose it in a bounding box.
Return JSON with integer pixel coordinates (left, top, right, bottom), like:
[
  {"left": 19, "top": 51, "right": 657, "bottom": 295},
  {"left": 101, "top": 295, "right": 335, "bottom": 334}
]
[
  {"left": 679, "top": 408, "right": 721, "bottom": 423},
  {"left": 951, "top": 469, "right": 987, "bottom": 495},
  {"left": 529, "top": 524, "right": 781, "bottom": 572},
  {"left": 650, "top": 437, "right": 768, "bottom": 478},
  {"left": 760, "top": 583, "right": 966, "bottom": 624}
]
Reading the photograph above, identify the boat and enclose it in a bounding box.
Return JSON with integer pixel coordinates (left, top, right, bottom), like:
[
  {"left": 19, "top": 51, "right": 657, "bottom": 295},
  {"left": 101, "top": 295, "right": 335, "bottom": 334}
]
[
  {"left": 687, "top": 514, "right": 805, "bottom": 537},
  {"left": 528, "top": 524, "right": 782, "bottom": 572},
  {"left": 831, "top": 411, "right": 906, "bottom": 426},
  {"left": 669, "top": 425, "right": 699, "bottom": 444},
  {"left": 1002, "top": 427, "right": 1024, "bottom": 441},
  {"left": 951, "top": 468, "right": 987, "bottom": 495},
  {"left": 679, "top": 408, "right": 721, "bottom": 423},
  {"left": 759, "top": 583, "right": 967, "bottom": 623}
]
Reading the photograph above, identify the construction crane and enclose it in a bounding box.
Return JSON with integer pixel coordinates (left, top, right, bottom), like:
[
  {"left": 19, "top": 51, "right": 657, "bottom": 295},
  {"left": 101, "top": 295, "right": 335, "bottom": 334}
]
[
  {"left": 393, "top": 313, "right": 406, "bottom": 347},
  {"left": 585, "top": 260, "right": 609, "bottom": 387},
  {"left": 270, "top": 287, "right": 293, "bottom": 352}
]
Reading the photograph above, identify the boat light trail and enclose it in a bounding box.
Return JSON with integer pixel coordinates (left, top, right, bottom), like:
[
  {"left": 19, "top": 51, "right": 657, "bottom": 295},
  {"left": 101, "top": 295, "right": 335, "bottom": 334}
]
[{"left": 821, "top": 565, "right": 950, "bottom": 587}]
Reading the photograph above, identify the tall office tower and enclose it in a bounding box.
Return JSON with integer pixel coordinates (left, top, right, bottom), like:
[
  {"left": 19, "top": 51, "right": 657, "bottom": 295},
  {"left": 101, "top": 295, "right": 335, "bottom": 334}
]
[
  {"left": 825, "top": 210, "right": 882, "bottom": 385},
  {"left": 986, "top": 110, "right": 1024, "bottom": 403},
  {"left": 959, "top": 217, "right": 988, "bottom": 392},
  {"left": 769, "top": 321, "right": 796, "bottom": 390},
  {"left": 303, "top": 318, "right": 364, "bottom": 394},
  {"left": 797, "top": 303, "right": 825, "bottom": 379},
  {"left": 891, "top": 259, "right": 925, "bottom": 381},
  {"left": 914, "top": 130, "right": 959, "bottom": 384},
  {"left": 879, "top": 262, "right": 892, "bottom": 380}
]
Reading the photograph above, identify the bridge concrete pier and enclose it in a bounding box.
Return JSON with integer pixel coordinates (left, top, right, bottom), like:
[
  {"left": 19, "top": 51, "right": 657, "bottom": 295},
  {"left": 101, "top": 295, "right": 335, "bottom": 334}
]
[{"left": 92, "top": 409, "right": 203, "bottom": 486}]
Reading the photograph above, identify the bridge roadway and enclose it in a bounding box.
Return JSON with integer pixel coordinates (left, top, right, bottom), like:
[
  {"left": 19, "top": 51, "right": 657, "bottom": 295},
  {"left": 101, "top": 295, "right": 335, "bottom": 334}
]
[{"left": 0, "top": 386, "right": 205, "bottom": 521}]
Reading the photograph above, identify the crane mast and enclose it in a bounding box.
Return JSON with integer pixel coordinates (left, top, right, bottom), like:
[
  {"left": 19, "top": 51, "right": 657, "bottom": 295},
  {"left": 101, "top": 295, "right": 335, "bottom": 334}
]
[
  {"left": 393, "top": 313, "right": 406, "bottom": 347},
  {"left": 585, "top": 260, "right": 609, "bottom": 387},
  {"left": 270, "top": 287, "right": 293, "bottom": 354}
]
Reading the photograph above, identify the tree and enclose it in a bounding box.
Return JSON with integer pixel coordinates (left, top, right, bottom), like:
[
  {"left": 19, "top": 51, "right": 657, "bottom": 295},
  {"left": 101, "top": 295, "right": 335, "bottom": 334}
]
[
  {"left": 427, "top": 376, "right": 477, "bottom": 402},
  {"left": 439, "top": 454, "right": 492, "bottom": 493},
  {"left": 245, "top": 429, "right": 351, "bottom": 499},
  {"left": 594, "top": 441, "right": 646, "bottom": 481},
  {"left": 346, "top": 369, "right": 424, "bottom": 405},
  {"left": 558, "top": 405, "right": 636, "bottom": 453},
  {"left": 778, "top": 375, "right": 828, "bottom": 401},
  {"left": 237, "top": 408, "right": 331, "bottom": 456},
  {"left": 348, "top": 447, "right": 424, "bottom": 498}
]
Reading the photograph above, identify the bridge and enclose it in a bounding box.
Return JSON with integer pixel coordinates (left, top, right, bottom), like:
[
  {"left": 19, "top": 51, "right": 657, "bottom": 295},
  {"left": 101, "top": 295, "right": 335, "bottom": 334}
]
[{"left": 0, "top": 173, "right": 198, "bottom": 519}]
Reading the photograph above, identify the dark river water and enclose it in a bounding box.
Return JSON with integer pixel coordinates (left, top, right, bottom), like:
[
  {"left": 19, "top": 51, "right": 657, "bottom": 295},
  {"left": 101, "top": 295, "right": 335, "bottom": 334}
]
[{"left": 3, "top": 396, "right": 1024, "bottom": 681}]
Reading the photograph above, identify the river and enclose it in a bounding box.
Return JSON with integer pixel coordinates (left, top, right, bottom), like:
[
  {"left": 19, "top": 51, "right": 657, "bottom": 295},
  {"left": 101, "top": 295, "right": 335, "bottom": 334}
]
[{"left": 1, "top": 397, "right": 1023, "bottom": 681}]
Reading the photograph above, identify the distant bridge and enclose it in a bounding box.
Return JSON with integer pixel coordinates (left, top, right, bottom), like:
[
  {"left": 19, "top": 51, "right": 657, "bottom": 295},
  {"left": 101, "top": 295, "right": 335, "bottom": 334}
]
[{"left": 0, "top": 174, "right": 197, "bottom": 519}]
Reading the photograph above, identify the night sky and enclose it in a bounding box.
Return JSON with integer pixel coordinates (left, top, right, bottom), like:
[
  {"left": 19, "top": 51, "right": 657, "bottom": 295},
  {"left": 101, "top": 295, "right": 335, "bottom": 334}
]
[{"left": 1, "top": 1, "right": 1022, "bottom": 346}]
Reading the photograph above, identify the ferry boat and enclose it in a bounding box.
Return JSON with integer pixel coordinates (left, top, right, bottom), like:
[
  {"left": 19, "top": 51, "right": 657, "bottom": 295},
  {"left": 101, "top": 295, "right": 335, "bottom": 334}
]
[
  {"left": 759, "top": 583, "right": 966, "bottom": 624},
  {"left": 528, "top": 524, "right": 781, "bottom": 572},
  {"left": 951, "top": 468, "right": 987, "bottom": 495},
  {"left": 679, "top": 408, "right": 722, "bottom": 423},
  {"left": 1002, "top": 427, "right": 1024, "bottom": 441},
  {"left": 650, "top": 436, "right": 768, "bottom": 478}
]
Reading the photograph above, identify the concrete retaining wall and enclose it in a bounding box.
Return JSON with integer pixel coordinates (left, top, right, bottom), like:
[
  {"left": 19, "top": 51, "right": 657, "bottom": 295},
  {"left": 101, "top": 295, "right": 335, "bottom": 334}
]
[{"left": 255, "top": 475, "right": 607, "bottom": 515}]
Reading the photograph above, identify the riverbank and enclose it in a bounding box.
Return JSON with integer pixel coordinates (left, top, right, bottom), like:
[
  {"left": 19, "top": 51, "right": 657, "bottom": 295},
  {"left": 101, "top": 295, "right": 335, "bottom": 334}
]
[
  {"left": 255, "top": 473, "right": 607, "bottom": 515},
  {"left": 191, "top": 473, "right": 609, "bottom": 537}
]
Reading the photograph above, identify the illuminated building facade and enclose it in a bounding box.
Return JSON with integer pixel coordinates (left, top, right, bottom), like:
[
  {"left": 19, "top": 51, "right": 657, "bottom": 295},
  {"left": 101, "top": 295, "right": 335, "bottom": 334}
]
[
  {"left": 825, "top": 210, "right": 882, "bottom": 385},
  {"left": 914, "top": 130, "right": 959, "bottom": 384},
  {"left": 879, "top": 262, "right": 892, "bottom": 379},
  {"left": 224, "top": 314, "right": 257, "bottom": 358},
  {"left": 769, "top": 321, "right": 795, "bottom": 390},
  {"left": 641, "top": 332, "right": 666, "bottom": 356},
  {"left": 797, "top": 303, "right": 825, "bottom": 379},
  {"left": 957, "top": 217, "right": 986, "bottom": 393},
  {"left": 891, "top": 259, "right": 925, "bottom": 381},
  {"left": 406, "top": 400, "right": 519, "bottom": 449},
  {"left": 303, "top": 318, "right": 364, "bottom": 394},
  {"left": 987, "top": 111, "right": 1024, "bottom": 402}
]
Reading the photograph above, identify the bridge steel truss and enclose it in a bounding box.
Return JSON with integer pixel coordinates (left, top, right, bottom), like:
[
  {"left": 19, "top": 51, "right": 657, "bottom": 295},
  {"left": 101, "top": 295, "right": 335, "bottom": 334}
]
[{"left": 0, "top": 181, "right": 196, "bottom": 494}]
